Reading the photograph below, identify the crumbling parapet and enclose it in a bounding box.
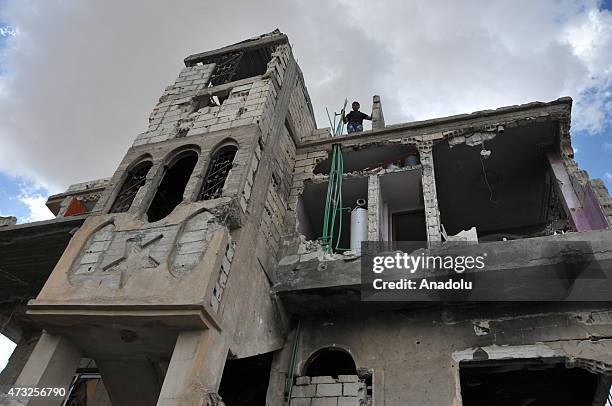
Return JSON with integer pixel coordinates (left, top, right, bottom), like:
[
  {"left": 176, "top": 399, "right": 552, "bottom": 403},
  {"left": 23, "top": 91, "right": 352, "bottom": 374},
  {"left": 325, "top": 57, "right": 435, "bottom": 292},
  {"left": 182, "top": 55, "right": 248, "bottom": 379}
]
[
  {"left": 557, "top": 119, "right": 598, "bottom": 211},
  {"left": 0, "top": 216, "right": 17, "bottom": 227},
  {"left": 302, "top": 128, "right": 331, "bottom": 143},
  {"left": 590, "top": 179, "right": 612, "bottom": 227}
]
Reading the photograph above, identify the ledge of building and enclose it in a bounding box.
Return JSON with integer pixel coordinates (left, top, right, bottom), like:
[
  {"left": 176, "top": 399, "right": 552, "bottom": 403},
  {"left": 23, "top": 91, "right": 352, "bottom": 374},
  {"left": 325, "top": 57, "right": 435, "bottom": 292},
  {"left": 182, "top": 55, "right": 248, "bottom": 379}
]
[
  {"left": 273, "top": 228, "right": 612, "bottom": 312},
  {"left": 0, "top": 215, "right": 87, "bottom": 301},
  {"left": 297, "top": 97, "right": 572, "bottom": 151},
  {"left": 184, "top": 29, "right": 288, "bottom": 66}
]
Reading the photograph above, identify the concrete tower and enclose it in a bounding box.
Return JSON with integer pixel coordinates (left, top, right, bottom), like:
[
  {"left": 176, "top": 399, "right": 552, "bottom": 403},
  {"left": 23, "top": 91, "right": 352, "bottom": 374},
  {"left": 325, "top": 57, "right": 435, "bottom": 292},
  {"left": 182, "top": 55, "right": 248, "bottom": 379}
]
[{"left": 15, "top": 30, "right": 314, "bottom": 405}]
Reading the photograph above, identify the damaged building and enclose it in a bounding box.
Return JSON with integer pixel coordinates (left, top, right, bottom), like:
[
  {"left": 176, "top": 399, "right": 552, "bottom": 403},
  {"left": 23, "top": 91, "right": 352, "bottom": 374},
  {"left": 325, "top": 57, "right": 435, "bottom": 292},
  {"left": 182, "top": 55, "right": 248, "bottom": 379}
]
[{"left": 1, "top": 29, "right": 612, "bottom": 405}]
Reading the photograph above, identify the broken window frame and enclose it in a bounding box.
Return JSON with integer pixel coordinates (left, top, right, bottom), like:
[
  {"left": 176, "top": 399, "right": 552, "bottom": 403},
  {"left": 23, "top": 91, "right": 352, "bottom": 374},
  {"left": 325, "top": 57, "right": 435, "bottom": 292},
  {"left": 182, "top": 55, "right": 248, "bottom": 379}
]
[
  {"left": 207, "top": 51, "right": 244, "bottom": 87},
  {"left": 198, "top": 143, "right": 238, "bottom": 201},
  {"left": 193, "top": 88, "right": 231, "bottom": 110},
  {"left": 109, "top": 160, "right": 153, "bottom": 214},
  {"left": 204, "top": 45, "right": 275, "bottom": 87},
  {"left": 146, "top": 149, "right": 200, "bottom": 222}
]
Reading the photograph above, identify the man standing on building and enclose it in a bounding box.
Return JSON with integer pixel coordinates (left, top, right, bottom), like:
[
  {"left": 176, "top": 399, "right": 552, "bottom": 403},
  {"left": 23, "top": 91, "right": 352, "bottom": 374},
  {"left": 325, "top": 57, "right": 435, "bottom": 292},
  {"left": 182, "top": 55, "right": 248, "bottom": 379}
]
[{"left": 343, "top": 101, "right": 371, "bottom": 134}]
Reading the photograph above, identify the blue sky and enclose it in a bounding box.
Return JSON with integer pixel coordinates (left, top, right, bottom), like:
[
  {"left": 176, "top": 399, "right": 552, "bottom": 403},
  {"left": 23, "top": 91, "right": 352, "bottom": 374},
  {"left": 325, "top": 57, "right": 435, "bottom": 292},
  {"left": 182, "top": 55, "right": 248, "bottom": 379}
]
[{"left": 570, "top": 0, "right": 612, "bottom": 188}]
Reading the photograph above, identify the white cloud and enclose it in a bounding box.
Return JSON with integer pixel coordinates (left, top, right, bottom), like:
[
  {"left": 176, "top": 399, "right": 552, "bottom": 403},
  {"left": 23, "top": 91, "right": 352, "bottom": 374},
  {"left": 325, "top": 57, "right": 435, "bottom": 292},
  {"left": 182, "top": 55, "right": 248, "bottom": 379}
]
[
  {"left": 0, "top": 25, "right": 16, "bottom": 37},
  {"left": 18, "top": 190, "right": 53, "bottom": 222},
  {"left": 0, "top": 0, "right": 610, "bottom": 191},
  {"left": 605, "top": 172, "right": 612, "bottom": 182}
]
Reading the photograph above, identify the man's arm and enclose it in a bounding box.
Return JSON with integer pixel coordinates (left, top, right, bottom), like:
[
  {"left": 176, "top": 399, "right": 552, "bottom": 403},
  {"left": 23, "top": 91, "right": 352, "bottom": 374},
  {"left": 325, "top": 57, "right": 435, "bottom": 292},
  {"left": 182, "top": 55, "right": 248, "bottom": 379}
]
[
  {"left": 343, "top": 112, "right": 349, "bottom": 124},
  {"left": 365, "top": 112, "right": 372, "bottom": 120}
]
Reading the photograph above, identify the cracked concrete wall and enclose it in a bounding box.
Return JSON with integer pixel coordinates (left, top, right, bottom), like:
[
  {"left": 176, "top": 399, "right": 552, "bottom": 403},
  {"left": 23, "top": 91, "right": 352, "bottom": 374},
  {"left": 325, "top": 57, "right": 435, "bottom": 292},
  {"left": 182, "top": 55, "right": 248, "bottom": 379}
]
[
  {"left": 256, "top": 124, "right": 296, "bottom": 274},
  {"left": 132, "top": 44, "right": 293, "bottom": 148},
  {"left": 287, "top": 305, "right": 612, "bottom": 406}
]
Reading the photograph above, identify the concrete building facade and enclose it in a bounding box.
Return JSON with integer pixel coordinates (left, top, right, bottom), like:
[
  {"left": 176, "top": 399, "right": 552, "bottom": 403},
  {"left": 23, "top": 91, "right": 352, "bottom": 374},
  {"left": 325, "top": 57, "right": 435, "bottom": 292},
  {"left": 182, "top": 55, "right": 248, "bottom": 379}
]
[{"left": 0, "top": 30, "right": 612, "bottom": 405}]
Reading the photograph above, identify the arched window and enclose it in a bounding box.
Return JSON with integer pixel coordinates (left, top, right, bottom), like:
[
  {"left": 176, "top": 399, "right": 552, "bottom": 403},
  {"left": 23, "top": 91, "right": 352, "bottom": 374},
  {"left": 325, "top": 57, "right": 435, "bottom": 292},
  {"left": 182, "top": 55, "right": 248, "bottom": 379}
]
[
  {"left": 199, "top": 145, "right": 238, "bottom": 201},
  {"left": 304, "top": 348, "right": 357, "bottom": 378},
  {"left": 110, "top": 160, "right": 153, "bottom": 213},
  {"left": 147, "top": 151, "right": 198, "bottom": 222}
]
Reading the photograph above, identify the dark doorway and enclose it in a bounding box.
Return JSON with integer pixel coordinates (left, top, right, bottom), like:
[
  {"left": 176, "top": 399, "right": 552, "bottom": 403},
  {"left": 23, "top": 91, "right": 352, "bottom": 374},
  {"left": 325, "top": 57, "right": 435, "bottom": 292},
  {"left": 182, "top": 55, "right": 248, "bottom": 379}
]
[
  {"left": 392, "top": 210, "right": 427, "bottom": 241},
  {"left": 304, "top": 348, "right": 357, "bottom": 378},
  {"left": 147, "top": 152, "right": 198, "bottom": 222},
  {"left": 460, "top": 358, "right": 599, "bottom": 406},
  {"left": 218, "top": 353, "right": 273, "bottom": 406}
]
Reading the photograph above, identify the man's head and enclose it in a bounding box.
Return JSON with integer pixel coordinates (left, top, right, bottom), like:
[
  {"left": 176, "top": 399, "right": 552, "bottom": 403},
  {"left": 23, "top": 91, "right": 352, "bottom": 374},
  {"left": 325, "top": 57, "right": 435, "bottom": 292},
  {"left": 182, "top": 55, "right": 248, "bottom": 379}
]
[{"left": 352, "top": 101, "right": 360, "bottom": 111}]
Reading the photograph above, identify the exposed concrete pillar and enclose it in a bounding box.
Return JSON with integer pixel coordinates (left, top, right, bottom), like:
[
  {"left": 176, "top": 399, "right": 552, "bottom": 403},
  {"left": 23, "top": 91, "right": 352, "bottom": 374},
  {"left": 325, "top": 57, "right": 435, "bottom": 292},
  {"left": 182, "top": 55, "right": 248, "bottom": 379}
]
[
  {"left": 13, "top": 332, "right": 81, "bottom": 406},
  {"left": 419, "top": 143, "right": 442, "bottom": 243},
  {"left": 367, "top": 175, "right": 380, "bottom": 241},
  {"left": 97, "top": 360, "right": 162, "bottom": 406},
  {"left": 371, "top": 95, "right": 385, "bottom": 130},
  {"left": 157, "top": 329, "right": 229, "bottom": 406}
]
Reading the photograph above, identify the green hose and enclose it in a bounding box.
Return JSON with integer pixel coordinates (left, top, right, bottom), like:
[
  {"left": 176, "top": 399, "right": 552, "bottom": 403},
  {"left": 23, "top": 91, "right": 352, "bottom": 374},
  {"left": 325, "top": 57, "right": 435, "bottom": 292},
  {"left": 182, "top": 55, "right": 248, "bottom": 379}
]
[
  {"left": 284, "top": 319, "right": 301, "bottom": 405},
  {"left": 321, "top": 100, "right": 347, "bottom": 253}
]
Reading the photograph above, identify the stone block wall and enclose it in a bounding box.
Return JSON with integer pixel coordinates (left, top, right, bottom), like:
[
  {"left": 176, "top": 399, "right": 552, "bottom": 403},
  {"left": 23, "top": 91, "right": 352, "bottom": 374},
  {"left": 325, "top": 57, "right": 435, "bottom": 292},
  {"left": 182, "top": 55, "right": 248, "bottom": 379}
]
[
  {"left": 133, "top": 63, "right": 216, "bottom": 146},
  {"left": 132, "top": 44, "right": 294, "bottom": 148},
  {"left": 0, "top": 216, "right": 17, "bottom": 227},
  {"left": 287, "top": 80, "right": 317, "bottom": 142},
  {"left": 302, "top": 128, "right": 331, "bottom": 143},
  {"left": 590, "top": 179, "right": 612, "bottom": 226},
  {"left": 290, "top": 375, "right": 367, "bottom": 406},
  {"left": 257, "top": 125, "right": 296, "bottom": 268}
]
